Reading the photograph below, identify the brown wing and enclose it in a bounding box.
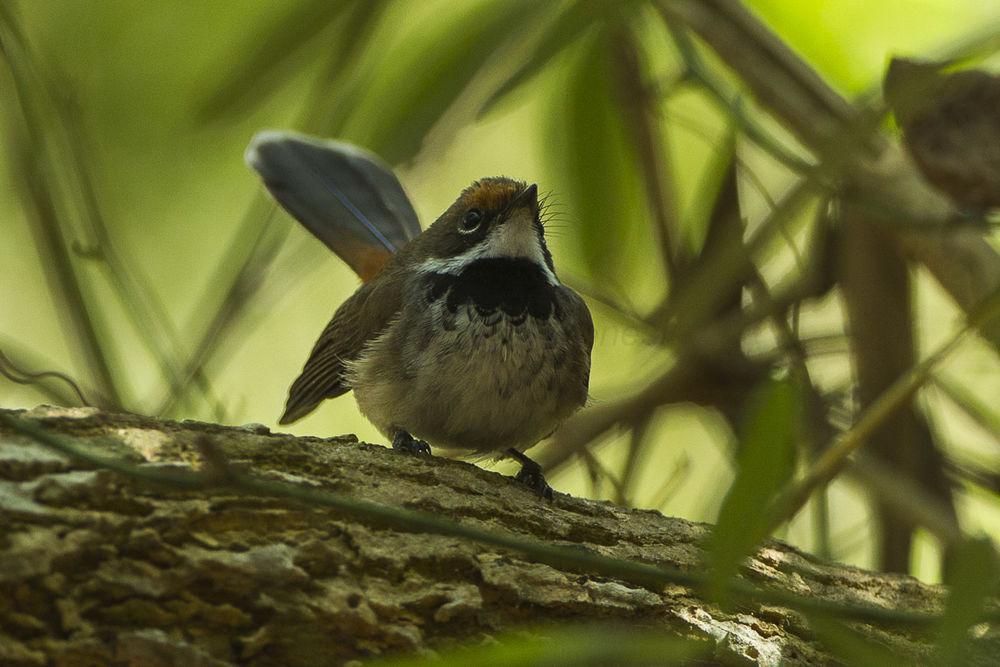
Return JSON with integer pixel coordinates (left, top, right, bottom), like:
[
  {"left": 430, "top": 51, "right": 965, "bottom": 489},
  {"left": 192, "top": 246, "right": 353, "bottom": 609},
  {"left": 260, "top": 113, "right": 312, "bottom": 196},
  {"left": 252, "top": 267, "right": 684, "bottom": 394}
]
[
  {"left": 560, "top": 286, "right": 594, "bottom": 352},
  {"left": 279, "top": 269, "right": 403, "bottom": 424}
]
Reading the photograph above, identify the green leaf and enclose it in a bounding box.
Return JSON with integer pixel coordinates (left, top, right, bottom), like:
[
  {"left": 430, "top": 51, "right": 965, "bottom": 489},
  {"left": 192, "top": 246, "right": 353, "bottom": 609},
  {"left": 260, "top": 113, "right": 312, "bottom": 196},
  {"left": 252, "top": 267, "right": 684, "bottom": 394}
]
[
  {"left": 708, "top": 377, "right": 800, "bottom": 597},
  {"left": 340, "top": 0, "right": 547, "bottom": 165},
  {"left": 376, "top": 625, "right": 708, "bottom": 666},
  {"left": 686, "top": 127, "right": 737, "bottom": 260},
  {"left": 935, "top": 537, "right": 999, "bottom": 664},
  {"left": 544, "top": 26, "right": 646, "bottom": 283},
  {"left": 479, "top": 0, "right": 621, "bottom": 118}
]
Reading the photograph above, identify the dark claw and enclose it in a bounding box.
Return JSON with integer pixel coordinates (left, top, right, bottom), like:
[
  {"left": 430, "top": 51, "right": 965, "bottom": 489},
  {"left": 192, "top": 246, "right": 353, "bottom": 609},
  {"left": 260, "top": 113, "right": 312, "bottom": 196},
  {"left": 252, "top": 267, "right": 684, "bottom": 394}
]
[
  {"left": 507, "top": 448, "right": 554, "bottom": 499},
  {"left": 515, "top": 465, "right": 554, "bottom": 499},
  {"left": 392, "top": 431, "right": 431, "bottom": 456}
]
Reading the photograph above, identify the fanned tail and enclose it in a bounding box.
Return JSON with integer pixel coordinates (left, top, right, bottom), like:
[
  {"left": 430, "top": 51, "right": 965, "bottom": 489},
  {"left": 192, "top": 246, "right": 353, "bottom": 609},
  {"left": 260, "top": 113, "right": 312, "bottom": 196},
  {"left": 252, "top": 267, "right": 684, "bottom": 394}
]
[{"left": 245, "top": 130, "right": 421, "bottom": 280}]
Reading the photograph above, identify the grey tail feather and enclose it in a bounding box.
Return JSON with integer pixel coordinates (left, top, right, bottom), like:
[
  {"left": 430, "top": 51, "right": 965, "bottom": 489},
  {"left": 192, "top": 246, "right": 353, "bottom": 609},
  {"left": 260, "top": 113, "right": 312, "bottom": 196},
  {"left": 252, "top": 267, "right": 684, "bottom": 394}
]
[{"left": 278, "top": 401, "right": 318, "bottom": 425}]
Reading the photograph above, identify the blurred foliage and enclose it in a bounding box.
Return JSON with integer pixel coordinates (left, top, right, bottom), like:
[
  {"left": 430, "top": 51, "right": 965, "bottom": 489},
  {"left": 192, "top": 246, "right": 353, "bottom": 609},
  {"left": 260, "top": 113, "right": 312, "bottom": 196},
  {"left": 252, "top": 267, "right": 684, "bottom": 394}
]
[
  {"left": 2, "top": 0, "right": 1000, "bottom": 662},
  {"left": 708, "top": 377, "right": 799, "bottom": 596},
  {"left": 936, "top": 537, "right": 1000, "bottom": 664},
  {"left": 375, "top": 625, "right": 709, "bottom": 666}
]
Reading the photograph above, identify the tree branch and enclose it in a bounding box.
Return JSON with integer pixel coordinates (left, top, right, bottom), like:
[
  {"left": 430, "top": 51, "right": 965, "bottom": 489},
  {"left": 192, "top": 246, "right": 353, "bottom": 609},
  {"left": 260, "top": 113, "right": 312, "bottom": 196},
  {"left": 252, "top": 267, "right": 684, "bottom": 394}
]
[{"left": 2, "top": 407, "right": 993, "bottom": 664}]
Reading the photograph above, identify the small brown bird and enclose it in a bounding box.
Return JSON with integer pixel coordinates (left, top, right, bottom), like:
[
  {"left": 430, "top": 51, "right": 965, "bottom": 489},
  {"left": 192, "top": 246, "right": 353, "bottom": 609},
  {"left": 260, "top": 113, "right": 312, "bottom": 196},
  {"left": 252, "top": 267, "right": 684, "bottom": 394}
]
[
  {"left": 884, "top": 57, "right": 1000, "bottom": 213},
  {"left": 246, "top": 131, "right": 593, "bottom": 497}
]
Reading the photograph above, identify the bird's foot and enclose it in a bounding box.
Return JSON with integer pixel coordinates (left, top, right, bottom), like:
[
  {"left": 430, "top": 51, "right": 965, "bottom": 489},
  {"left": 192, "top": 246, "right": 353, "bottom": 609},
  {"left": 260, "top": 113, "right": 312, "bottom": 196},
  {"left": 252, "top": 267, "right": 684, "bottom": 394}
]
[
  {"left": 392, "top": 430, "right": 431, "bottom": 456},
  {"left": 507, "top": 448, "right": 554, "bottom": 500}
]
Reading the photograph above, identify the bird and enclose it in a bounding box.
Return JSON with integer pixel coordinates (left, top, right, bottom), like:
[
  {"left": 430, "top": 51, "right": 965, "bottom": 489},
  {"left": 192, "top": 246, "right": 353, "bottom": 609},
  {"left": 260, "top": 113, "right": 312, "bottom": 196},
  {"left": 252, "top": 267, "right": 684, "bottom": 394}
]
[
  {"left": 884, "top": 57, "right": 1000, "bottom": 214},
  {"left": 245, "top": 130, "right": 594, "bottom": 498}
]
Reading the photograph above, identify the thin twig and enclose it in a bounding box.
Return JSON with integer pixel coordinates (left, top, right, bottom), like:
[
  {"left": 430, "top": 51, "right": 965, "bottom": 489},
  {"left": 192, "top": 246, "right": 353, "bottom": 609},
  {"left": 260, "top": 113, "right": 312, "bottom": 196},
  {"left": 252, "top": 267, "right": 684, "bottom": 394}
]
[
  {"left": 54, "top": 87, "right": 225, "bottom": 416},
  {"left": 745, "top": 270, "right": 837, "bottom": 545},
  {"left": 945, "top": 457, "right": 1000, "bottom": 496},
  {"left": 618, "top": 416, "right": 652, "bottom": 506},
  {"left": 154, "top": 196, "right": 285, "bottom": 417},
  {"left": 657, "top": 174, "right": 816, "bottom": 334},
  {"left": 543, "top": 274, "right": 819, "bottom": 473},
  {"left": 578, "top": 446, "right": 627, "bottom": 502},
  {"left": 10, "top": 140, "right": 122, "bottom": 408},
  {"left": 613, "top": 27, "right": 682, "bottom": 282},
  {"left": 658, "top": 0, "right": 1000, "bottom": 351},
  {"left": 157, "top": 22, "right": 388, "bottom": 417},
  {"left": 848, "top": 456, "right": 963, "bottom": 547},
  {"left": 661, "top": 0, "right": 869, "bottom": 155},
  {"left": 648, "top": 453, "right": 690, "bottom": 511},
  {"left": 561, "top": 274, "right": 657, "bottom": 338},
  {"left": 764, "top": 289, "right": 1000, "bottom": 533},
  {"left": 0, "top": 11, "right": 222, "bottom": 417},
  {"left": 931, "top": 375, "right": 1000, "bottom": 444},
  {"left": 1, "top": 31, "right": 123, "bottom": 408},
  {"left": 0, "top": 349, "right": 91, "bottom": 407},
  {"left": 661, "top": 21, "right": 815, "bottom": 174}
]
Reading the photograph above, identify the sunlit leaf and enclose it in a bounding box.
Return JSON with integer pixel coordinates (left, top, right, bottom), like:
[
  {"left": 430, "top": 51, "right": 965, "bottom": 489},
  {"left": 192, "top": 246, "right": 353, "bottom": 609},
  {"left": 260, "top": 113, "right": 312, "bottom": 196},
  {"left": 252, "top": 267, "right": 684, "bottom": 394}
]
[
  {"left": 708, "top": 377, "right": 800, "bottom": 597},
  {"left": 935, "top": 537, "right": 999, "bottom": 664},
  {"left": 196, "top": 0, "right": 357, "bottom": 122},
  {"left": 545, "top": 26, "right": 646, "bottom": 283},
  {"left": 341, "top": 0, "right": 547, "bottom": 165}
]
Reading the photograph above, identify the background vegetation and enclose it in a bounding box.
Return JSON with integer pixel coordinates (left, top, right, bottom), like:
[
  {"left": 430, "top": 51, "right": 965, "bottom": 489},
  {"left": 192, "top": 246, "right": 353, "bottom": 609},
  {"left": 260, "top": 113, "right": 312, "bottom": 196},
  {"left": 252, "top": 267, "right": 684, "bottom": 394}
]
[{"left": 1, "top": 0, "right": 998, "bottom": 625}]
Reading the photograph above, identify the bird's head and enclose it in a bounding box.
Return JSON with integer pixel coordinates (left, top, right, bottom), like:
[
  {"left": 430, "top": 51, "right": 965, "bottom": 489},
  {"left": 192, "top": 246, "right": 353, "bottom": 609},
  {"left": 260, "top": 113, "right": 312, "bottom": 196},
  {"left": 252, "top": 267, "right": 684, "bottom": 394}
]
[{"left": 413, "top": 178, "right": 557, "bottom": 283}]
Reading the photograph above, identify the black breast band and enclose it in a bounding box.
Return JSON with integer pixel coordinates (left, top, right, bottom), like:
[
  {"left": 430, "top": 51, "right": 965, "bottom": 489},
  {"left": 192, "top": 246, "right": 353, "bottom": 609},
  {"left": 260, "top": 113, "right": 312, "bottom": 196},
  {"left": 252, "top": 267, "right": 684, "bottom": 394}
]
[{"left": 426, "top": 258, "right": 557, "bottom": 321}]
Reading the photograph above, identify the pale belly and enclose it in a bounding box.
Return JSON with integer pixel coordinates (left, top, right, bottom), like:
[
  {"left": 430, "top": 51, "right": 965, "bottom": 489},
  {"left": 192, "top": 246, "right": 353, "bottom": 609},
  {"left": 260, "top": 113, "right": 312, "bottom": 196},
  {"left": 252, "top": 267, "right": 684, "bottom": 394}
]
[{"left": 348, "top": 303, "right": 588, "bottom": 456}]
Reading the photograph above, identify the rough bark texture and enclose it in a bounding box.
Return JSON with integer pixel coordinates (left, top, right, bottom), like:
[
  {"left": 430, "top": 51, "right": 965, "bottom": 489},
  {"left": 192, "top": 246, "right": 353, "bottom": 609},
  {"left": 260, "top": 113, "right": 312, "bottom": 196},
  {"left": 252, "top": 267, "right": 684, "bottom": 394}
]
[{"left": 0, "top": 406, "right": 963, "bottom": 665}]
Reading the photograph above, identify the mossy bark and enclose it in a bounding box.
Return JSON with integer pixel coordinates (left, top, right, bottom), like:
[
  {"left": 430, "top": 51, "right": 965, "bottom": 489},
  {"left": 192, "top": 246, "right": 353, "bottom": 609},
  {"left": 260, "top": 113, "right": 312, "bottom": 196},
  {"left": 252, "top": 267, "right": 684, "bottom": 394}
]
[{"left": 0, "top": 406, "right": 971, "bottom": 665}]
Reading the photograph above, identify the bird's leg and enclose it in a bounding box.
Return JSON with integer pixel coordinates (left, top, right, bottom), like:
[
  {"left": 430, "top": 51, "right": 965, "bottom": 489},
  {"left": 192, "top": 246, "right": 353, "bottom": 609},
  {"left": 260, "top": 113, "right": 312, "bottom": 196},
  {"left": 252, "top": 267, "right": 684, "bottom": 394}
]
[
  {"left": 506, "top": 448, "right": 553, "bottom": 500},
  {"left": 391, "top": 430, "right": 431, "bottom": 456}
]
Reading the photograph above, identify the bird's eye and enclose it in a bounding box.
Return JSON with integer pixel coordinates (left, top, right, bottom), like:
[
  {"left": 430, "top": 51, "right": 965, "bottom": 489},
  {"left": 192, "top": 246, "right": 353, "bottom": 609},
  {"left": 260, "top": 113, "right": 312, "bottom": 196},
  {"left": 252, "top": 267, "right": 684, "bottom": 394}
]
[{"left": 460, "top": 209, "right": 483, "bottom": 233}]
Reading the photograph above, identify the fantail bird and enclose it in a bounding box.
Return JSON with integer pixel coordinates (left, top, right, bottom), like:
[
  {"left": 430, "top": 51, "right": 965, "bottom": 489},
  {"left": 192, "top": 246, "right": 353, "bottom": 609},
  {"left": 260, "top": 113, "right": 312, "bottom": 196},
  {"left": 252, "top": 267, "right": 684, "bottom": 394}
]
[{"left": 245, "top": 131, "right": 593, "bottom": 497}]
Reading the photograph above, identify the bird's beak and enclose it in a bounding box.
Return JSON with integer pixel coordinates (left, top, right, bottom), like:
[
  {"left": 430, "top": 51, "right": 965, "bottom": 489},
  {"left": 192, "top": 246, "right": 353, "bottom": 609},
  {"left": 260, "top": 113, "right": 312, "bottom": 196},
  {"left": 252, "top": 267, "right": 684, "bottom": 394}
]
[
  {"left": 487, "top": 182, "right": 547, "bottom": 263},
  {"left": 510, "top": 183, "right": 539, "bottom": 217}
]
